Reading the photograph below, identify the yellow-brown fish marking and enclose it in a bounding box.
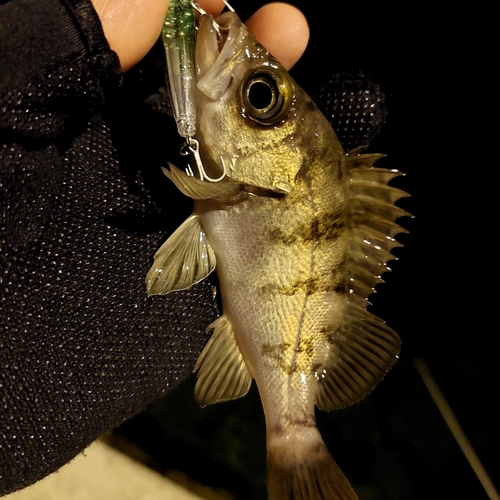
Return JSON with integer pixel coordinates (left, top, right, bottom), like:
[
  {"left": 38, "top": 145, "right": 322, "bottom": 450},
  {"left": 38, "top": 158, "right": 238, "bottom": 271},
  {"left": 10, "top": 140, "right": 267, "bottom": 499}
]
[
  {"left": 258, "top": 271, "right": 345, "bottom": 297},
  {"left": 268, "top": 215, "right": 346, "bottom": 246}
]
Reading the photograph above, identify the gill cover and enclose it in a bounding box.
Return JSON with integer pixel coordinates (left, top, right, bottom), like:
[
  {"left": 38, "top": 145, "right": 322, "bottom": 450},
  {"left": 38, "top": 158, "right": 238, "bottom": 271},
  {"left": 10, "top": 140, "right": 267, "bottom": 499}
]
[{"left": 195, "top": 12, "right": 308, "bottom": 194}]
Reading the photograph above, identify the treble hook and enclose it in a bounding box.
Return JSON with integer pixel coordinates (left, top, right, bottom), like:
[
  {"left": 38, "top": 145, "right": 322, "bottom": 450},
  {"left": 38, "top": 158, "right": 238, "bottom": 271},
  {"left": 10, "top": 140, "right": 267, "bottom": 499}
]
[
  {"left": 221, "top": 0, "right": 235, "bottom": 12},
  {"left": 190, "top": 0, "right": 234, "bottom": 14},
  {"left": 190, "top": 1, "right": 234, "bottom": 35},
  {"left": 190, "top": 1, "right": 221, "bottom": 35},
  {"left": 180, "top": 138, "right": 226, "bottom": 183},
  {"left": 189, "top": 0, "right": 206, "bottom": 15}
]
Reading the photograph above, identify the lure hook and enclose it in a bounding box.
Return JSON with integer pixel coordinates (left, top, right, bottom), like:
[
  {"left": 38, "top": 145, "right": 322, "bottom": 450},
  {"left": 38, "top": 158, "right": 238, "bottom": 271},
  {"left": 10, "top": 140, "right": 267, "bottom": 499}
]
[
  {"left": 180, "top": 138, "right": 226, "bottom": 183},
  {"left": 189, "top": 0, "right": 206, "bottom": 15},
  {"left": 190, "top": 0, "right": 234, "bottom": 35},
  {"left": 190, "top": 0, "right": 234, "bottom": 14},
  {"left": 190, "top": 1, "right": 221, "bottom": 35},
  {"left": 221, "top": 0, "right": 235, "bottom": 12}
]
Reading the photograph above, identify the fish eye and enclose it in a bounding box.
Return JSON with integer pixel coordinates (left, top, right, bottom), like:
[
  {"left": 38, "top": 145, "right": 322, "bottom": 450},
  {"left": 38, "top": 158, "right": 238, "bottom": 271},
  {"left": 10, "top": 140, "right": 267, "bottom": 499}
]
[{"left": 239, "top": 69, "right": 293, "bottom": 125}]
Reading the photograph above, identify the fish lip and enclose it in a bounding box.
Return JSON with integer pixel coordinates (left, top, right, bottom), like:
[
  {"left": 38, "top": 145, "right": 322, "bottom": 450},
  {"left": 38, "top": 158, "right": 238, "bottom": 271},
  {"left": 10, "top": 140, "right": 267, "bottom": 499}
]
[
  {"left": 197, "top": 12, "right": 238, "bottom": 71},
  {"left": 194, "top": 11, "right": 245, "bottom": 180},
  {"left": 196, "top": 12, "right": 249, "bottom": 100}
]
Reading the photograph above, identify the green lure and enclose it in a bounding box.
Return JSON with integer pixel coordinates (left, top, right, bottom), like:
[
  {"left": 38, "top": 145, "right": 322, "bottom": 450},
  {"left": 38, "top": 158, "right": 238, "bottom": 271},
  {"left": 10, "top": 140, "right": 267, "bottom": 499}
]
[{"left": 162, "top": 0, "right": 197, "bottom": 139}]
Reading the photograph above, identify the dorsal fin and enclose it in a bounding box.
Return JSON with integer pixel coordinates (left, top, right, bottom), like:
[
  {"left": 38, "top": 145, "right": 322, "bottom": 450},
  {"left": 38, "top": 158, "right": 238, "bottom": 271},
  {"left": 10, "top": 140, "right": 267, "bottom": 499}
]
[
  {"left": 316, "top": 304, "right": 401, "bottom": 410},
  {"left": 316, "top": 150, "right": 409, "bottom": 411},
  {"left": 345, "top": 150, "right": 410, "bottom": 307}
]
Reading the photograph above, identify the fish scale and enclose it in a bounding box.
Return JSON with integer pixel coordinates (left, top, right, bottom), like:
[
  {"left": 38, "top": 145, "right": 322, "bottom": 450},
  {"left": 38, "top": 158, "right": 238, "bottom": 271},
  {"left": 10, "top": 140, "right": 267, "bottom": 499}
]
[{"left": 147, "top": 8, "right": 408, "bottom": 500}]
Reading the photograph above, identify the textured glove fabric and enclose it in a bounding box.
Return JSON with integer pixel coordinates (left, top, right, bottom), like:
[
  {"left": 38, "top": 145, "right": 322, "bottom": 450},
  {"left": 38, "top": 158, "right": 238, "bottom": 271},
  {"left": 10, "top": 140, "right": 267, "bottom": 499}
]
[{"left": 0, "top": 0, "right": 221, "bottom": 494}]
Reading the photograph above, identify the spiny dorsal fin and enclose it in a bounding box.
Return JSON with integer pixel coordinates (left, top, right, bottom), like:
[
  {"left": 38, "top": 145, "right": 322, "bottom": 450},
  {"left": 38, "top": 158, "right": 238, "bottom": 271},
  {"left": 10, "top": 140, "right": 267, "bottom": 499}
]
[
  {"left": 194, "top": 315, "right": 252, "bottom": 407},
  {"left": 345, "top": 150, "right": 410, "bottom": 307},
  {"left": 316, "top": 150, "right": 408, "bottom": 410},
  {"left": 145, "top": 214, "right": 216, "bottom": 295}
]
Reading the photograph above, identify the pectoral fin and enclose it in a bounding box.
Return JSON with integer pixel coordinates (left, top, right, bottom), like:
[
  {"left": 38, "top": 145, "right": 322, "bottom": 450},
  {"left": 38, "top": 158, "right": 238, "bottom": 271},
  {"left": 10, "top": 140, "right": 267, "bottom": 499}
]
[
  {"left": 163, "top": 163, "right": 240, "bottom": 200},
  {"left": 194, "top": 315, "right": 252, "bottom": 407},
  {"left": 146, "top": 214, "right": 216, "bottom": 295}
]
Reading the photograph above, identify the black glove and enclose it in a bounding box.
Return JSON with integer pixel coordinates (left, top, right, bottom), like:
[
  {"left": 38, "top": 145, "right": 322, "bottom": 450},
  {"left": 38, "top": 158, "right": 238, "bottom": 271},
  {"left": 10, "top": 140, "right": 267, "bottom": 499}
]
[{"left": 0, "top": 0, "right": 387, "bottom": 495}]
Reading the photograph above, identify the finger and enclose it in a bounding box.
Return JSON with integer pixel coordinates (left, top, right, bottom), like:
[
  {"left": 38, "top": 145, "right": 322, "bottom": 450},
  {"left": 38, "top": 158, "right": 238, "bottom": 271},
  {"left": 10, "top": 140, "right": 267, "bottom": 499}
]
[
  {"left": 92, "top": 0, "right": 225, "bottom": 72},
  {"left": 92, "top": 1, "right": 309, "bottom": 73},
  {"left": 245, "top": 3, "right": 309, "bottom": 70},
  {"left": 91, "top": 0, "right": 166, "bottom": 72}
]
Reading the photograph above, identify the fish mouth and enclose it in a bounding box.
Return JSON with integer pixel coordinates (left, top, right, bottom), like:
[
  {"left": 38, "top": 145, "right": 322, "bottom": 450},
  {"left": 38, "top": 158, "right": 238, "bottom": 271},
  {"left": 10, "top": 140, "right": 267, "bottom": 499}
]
[{"left": 196, "top": 11, "right": 251, "bottom": 100}]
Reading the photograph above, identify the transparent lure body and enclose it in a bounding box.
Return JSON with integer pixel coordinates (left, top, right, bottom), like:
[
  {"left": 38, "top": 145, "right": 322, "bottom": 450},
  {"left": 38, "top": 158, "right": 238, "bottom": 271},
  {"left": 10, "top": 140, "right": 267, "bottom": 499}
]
[{"left": 162, "top": 0, "right": 197, "bottom": 138}]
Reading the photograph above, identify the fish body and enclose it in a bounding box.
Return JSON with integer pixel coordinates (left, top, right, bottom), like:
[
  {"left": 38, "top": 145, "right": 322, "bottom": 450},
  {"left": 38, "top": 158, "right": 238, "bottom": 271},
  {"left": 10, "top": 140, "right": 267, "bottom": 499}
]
[{"left": 147, "top": 10, "right": 408, "bottom": 500}]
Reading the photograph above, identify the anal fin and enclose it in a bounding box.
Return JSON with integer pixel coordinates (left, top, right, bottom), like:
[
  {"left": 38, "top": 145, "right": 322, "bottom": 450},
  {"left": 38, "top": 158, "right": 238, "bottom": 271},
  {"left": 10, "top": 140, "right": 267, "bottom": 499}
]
[{"left": 194, "top": 315, "right": 252, "bottom": 407}]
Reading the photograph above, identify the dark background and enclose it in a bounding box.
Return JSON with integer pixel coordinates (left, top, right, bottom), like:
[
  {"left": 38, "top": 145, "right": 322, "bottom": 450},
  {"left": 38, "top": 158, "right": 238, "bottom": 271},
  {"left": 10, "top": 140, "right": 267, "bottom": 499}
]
[{"left": 116, "top": 2, "right": 497, "bottom": 499}]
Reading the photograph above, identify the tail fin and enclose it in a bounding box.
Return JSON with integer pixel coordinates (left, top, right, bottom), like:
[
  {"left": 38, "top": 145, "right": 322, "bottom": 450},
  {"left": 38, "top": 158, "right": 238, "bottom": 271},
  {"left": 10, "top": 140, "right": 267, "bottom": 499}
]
[{"left": 267, "top": 430, "right": 358, "bottom": 500}]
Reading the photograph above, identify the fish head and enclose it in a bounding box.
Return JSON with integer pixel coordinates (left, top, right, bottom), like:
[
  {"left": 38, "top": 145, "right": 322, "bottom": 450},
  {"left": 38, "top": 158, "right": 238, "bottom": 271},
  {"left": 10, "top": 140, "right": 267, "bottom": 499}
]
[{"left": 195, "top": 12, "right": 338, "bottom": 194}]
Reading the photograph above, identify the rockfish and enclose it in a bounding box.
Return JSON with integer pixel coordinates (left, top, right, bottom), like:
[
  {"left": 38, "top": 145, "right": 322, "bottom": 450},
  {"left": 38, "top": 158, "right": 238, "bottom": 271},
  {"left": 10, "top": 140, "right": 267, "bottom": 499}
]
[{"left": 147, "top": 9, "right": 408, "bottom": 500}]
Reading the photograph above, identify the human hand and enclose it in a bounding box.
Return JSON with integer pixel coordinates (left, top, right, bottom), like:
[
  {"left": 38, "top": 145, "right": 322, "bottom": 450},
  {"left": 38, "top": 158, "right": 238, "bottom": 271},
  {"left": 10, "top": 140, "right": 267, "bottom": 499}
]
[{"left": 90, "top": 0, "right": 309, "bottom": 72}]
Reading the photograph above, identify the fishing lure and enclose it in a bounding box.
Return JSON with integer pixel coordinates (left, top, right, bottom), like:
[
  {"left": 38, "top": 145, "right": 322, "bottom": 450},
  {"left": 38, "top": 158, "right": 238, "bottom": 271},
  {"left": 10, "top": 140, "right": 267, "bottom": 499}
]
[{"left": 162, "top": 0, "right": 224, "bottom": 182}]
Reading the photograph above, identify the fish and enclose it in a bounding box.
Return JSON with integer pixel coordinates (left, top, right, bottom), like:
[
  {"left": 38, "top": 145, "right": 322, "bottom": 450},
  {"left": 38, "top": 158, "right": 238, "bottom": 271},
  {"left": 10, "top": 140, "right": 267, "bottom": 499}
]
[{"left": 146, "top": 8, "right": 409, "bottom": 500}]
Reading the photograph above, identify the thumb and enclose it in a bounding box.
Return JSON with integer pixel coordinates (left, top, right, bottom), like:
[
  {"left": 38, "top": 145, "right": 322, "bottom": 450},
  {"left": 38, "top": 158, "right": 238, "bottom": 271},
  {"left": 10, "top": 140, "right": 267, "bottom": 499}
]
[{"left": 91, "top": 0, "right": 223, "bottom": 72}]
